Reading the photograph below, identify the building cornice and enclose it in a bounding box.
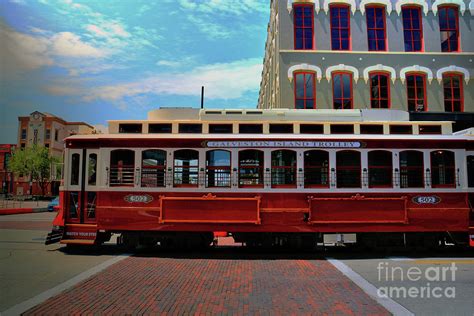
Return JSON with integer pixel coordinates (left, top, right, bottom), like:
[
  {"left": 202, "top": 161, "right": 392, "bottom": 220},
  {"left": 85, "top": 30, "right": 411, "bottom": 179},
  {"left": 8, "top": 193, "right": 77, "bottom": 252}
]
[{"left": 279, "top": 49, "right": 474, "bottom": 55}]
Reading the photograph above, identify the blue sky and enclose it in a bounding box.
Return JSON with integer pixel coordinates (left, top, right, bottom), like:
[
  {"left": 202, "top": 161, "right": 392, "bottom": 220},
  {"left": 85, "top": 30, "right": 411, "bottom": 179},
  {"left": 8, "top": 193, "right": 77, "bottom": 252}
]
[{"left": 0, "top": 0, "right": 269, "bottom": 143}]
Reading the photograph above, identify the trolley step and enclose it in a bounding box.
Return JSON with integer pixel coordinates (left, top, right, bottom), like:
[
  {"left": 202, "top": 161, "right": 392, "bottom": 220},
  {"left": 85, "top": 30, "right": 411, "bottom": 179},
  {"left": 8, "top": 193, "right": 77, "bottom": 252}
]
[{"left": 60, "top": 239, "right": 95, "bottom": 245}]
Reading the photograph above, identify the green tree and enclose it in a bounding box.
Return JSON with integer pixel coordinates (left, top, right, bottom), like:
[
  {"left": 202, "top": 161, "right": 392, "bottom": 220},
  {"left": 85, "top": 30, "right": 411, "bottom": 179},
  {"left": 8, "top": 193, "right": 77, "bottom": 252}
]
[{"left": 8, "top": 145, "right": 60, "bottom": 196}]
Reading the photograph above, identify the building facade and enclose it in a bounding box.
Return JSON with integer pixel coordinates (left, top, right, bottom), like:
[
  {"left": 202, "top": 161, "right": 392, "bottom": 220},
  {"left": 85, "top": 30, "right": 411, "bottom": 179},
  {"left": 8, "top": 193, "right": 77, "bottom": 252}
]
[
  {"left": 14, "top": 111, "right": 95, "bottom": 196},
  {"left": 258, "top": 0, "right": 473, "bottom": 130},
  {"left": 0, "top": 144, "right": 15, "bottom": 196}
]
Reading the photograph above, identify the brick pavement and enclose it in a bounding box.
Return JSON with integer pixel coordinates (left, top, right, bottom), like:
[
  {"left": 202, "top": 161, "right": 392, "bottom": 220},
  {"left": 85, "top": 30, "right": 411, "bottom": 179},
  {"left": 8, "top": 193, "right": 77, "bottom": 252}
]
[{"left": 25, "top": 253, "right": 389, "bottom": 315}]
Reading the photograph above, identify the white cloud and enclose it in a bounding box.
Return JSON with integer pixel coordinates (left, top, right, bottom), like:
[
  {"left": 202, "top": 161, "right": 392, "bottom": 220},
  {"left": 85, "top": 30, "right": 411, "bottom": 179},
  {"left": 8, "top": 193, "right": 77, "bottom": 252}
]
[
  {"left": 86, "top": 22, "right": 130, "bottom": 40},
  {"left": 50, "top": 32, "right": 108, "bottom": 58},
  {"left": 84, "top": 58, "right": 263, "bottom": 102},
  {"left": 44, "top": 84, "right": 82, "bottom": 96},
  {"left": 178, "top": 0, "right": 268, "bottom": 39},
  {"left": 0, "top": 25, "right": 53, "bottom": 73},
  {"left": 186, "top": 15, "right": 231, "bottom": 39},
  {"left": 178, "top": 0, "right": 268, "bottom": 15},
  {"left": 156, "top": 60, "right": 182, "bottom": 67},
  {"left": 0, "top": 24, "right": 110, "bottom": 80}
]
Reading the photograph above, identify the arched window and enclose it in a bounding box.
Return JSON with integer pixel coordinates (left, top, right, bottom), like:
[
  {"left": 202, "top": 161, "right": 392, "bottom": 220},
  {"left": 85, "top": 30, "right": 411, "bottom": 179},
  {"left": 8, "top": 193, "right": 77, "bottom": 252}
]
[
  {"left": 431, "top": 150, "right": 455, "bottom": 187},
  {"left": 366, "top": 5, "right": 387, "bottom": 51},
  {"left": 370, "top": 72, "right": 390, "bottom": 108},
  {"left": 329, "top": 4, "right": 351, "bottom": 50},
  {"left": 406, "top": 73, "right": 427, "bottom": 111},
  {"left": 399, "top": 150, "right": 424, "bottom": 188},
  {"left": 438, "top": 6, "right": 459, "bottom": 52},
  {"left": 368, "top": 150, "right": 392, "bottom": 187},
  {"left": 206, "top": 150, "right": 231, "bottom": 188},
  {"left": 239, "top": 150, "right": 264, "bottom": 187},
  {"left": 402, "top": 6, "right": 423, "bottom": 52},
  {"left": 173, "top": 149, "right": 199, "bottom": 187},
  {"left": 141, "top": 149, "right": 166, "bottom": 187},
  {"left": 272, "top": 150, "right": 297, "bottom": 187},
  {"left": 294, "top": 3, "right": 314, "bottom": 50},
  {"left": 71, "top": 153, "right": 80, "bottom": 186},
  {"left": 336, "top": 150, "right": 361, "bottom": 188},
  {"left": 304, "top": 150, "right": 329, "bottom": 187},
  {"left": 110, "top": 149, "right": 135, "bottom": 186},
  {"left": 443, "top": 73, "right": 463, "bottom": 112},
  {"left": 294, "top": 72, "right": 316, "bottom": 109},
  {"left": 332, "top": 72, "right": 353, "bottom": 109}
]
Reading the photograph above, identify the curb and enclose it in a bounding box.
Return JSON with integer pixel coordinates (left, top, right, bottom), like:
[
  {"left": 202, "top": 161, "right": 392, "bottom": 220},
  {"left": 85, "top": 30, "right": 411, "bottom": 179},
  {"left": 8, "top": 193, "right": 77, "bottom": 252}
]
[{"left": 0, "top": 208, "right": 49, "bottom": 216}]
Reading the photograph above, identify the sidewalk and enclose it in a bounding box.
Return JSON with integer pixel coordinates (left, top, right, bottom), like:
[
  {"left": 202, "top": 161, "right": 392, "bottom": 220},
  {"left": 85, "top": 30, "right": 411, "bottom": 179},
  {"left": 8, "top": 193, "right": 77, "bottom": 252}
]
[{"left": 0, "top": 201, "right": 49, "bottom": 215}]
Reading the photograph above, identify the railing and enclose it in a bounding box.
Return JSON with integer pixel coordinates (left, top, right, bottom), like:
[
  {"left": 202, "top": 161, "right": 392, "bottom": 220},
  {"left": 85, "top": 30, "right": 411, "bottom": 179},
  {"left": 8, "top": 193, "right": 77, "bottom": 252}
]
[
  {"left": 271, "top": 167, "right": 297, "bottom": 187},
  {"left": 109, "top": 166, "right": 135, "bottom": 187},
  {"left": 336, "top": 168, "right": 362, "bottom": 188},
  {"left": 304, "top": 166, "right": 330, "bottom": 188},
  {"left": 238, "top": 166, "right": 264, "bottom": 187},
  {"left": 141, "top": 167, "right": 166, "bottom": 187},
  {"left": 173, "top": 166, "right": 199, "bottom": 187},
  {"left": 104, "top": 167, "right": 463, "bottom": 190},
  {"left": 206, "top": 167, "right": 231, "bottom": 188},
  {"left": 398, "top": 167, "right": 425, "bottom": 188}
]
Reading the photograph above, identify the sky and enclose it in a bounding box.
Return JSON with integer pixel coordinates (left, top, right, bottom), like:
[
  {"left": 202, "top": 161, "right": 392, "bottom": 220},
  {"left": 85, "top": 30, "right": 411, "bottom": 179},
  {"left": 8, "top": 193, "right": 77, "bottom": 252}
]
[{"left": 0, "top": 0, "right": 270, "bottom": 143}]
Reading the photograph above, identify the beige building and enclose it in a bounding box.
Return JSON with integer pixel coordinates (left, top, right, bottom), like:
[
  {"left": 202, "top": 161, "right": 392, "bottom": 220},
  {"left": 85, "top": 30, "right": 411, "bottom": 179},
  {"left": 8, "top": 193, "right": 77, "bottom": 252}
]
[{"left": 18, "top": 111, "right": 94, "bottom": 157}]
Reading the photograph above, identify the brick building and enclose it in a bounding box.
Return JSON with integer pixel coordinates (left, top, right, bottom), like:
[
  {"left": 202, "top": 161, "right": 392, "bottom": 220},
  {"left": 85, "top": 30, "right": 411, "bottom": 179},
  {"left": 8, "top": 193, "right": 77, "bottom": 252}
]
[{"left": 0, "top": 144, "right": 15, "bottom": 196}]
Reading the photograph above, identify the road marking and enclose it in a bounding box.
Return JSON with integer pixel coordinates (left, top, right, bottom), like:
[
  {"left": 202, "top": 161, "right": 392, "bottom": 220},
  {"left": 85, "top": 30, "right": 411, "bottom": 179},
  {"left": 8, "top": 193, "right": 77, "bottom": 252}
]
[
  {"left": 1, "top": 253, "right": 131, "bottom": 316},
  {"left": 387, "top": 257, "right": 413, "bottom": 261},
  {"left": 327, "top": 258, "right": 414, "bottom": 316},
  {"left": 411, "top": 259, "right": 474, "bottom": 265}
]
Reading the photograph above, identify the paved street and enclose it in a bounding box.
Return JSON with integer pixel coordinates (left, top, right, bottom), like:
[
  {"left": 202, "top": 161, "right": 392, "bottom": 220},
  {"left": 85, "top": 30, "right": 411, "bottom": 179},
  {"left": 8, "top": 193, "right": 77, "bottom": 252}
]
[{"left": 1, "top": 213, "right": 473, "bottom": 315}]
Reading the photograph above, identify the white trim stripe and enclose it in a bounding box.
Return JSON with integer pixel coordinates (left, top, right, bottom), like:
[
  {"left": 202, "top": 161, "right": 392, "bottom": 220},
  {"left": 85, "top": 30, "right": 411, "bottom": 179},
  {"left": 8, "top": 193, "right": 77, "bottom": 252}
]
[
  {"left": 2, "top": 254, "right": 131, "bottom": 316},
  {"left": 326, "top": 258, "right": 414, "bottom": 316}
]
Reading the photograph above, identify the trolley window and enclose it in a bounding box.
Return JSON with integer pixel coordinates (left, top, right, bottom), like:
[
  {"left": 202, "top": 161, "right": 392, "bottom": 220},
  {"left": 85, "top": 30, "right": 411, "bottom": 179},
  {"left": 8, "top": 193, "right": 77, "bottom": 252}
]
[
  {"left": 399, "top": 150, "right": 424, "bottom": 188},
  {"left": 110, "top": 149, "right": 135, "bottom": 187},
  {"left": 300, "top": 124, "right": 324, "bottom": 134},
  {"left": 360, "top": 124, "right": 383, "bottom": 134},
  {"left": 239, "top": 150, "right": 264, "bottom": 187},
  {"left": 174, "top": 149, "right": 199, "bottom": 187},
  {"left": 179, "top": 124, "right": 202, "bottom": 134},
  {"left": 209, "top": 124, "right": 233, "bottom": 134},
  {"left": 467, "top": 156, "right": 474, "bottom": 188},
  {"left": 431, "top": 150, "right": 455, "bottom": 188},
  {"left": 269, "top": 124, "right": 294, "bottom": 134},
  {"left": 141, "top": 150, "right": 166, "bottom": 187},
  {"left": 149, "top": 124, "right": 172, "bottom": 133},
  {"left": 390, "top": 125, "right": 412, "bottom": 134},
  {"left": 368, "top": 150, "right": 392, "bottom": 187},
  {"left": 206, "top": 150, "right": 231, "bottom": 187},
  {"left": 239, "top": 124, "right": 263, "bottom": 134},
  {"left": 330, "top": 124, "right": 354, "bottom": 134},
  {"left": 88, "top": 153, "right": 97, "bottom": 186},
  {"left": 419, "top": 125, "right": 441, "bottom": 134},
  {"left": 271, "top": 150, "right": 297, "bottom": 188},
  {"left": 119, "top": 124, "right": 142, "bottom": 133},
  {"left": 304, "top": 150, "right": 329, "bottom": 188},
  {"left": 70, "top": 153, "right": 80, "bottom": 186},
  {"left": 336, "top": 150, "right": 361, "bottom": 188}
]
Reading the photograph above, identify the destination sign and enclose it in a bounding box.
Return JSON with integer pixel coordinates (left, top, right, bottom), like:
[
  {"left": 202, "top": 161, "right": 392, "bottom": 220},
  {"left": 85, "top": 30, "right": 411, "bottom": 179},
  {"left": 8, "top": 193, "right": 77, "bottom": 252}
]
[{"left": 205, "top": 141, "right": 363, "bottom": 148}]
